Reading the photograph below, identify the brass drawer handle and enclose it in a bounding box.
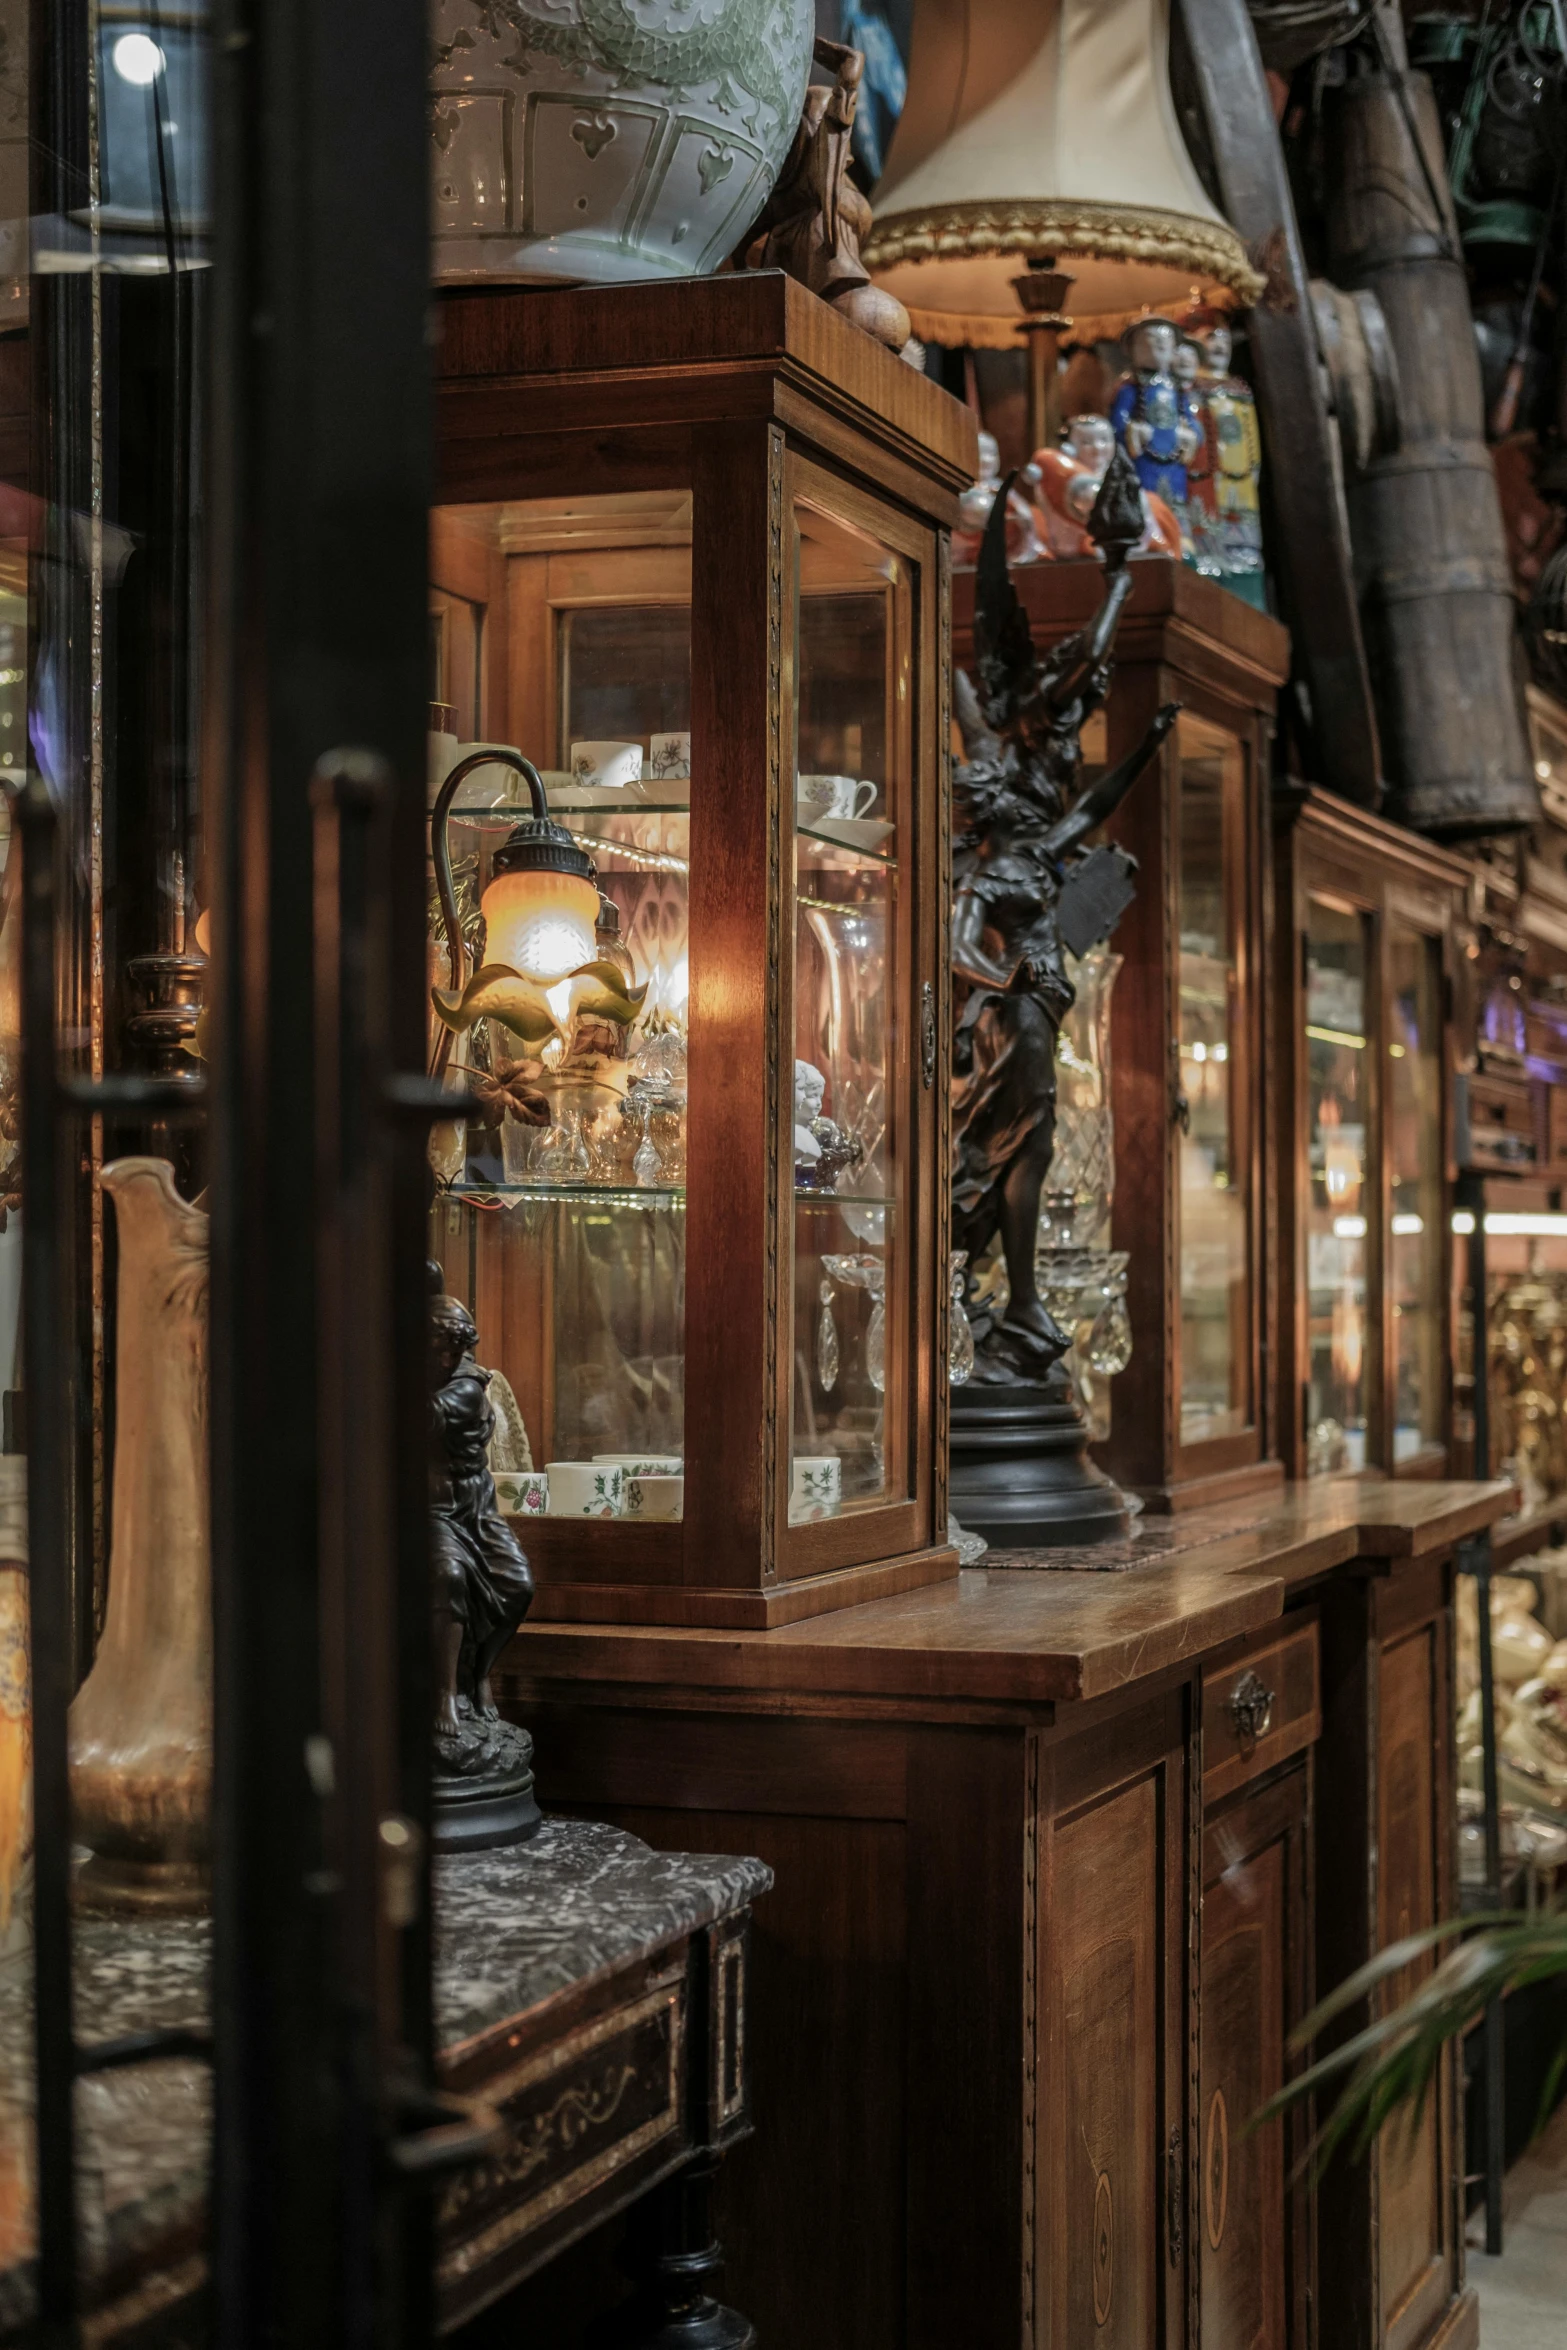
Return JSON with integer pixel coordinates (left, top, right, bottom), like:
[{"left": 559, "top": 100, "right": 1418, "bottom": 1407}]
[{"left": 1228, "top": 1668, "right": 1274, "bottom": 1745}]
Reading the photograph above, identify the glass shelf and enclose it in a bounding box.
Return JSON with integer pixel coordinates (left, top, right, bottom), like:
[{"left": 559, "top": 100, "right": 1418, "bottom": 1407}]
[
  {"left": 795, "top": 819, "right": 897, "bottom": 871},
  {"left": 444, "top": 1179, "right": 894, "bottom": 1214},
  {"left": 446, "top": 1180, "right": 686, "bottom": 1208}
]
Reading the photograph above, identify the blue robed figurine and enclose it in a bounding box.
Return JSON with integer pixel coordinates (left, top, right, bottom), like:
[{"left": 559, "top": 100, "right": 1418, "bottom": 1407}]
[{"left": 1109, "top": 314, "right": 1202, "bottom": 511}]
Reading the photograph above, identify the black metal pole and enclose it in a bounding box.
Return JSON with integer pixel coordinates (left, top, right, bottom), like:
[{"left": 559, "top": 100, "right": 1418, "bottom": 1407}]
[
  {"left": 1459, "top": 1170, "right": 1505, "bottom": 2254},
  {"left": 204, "top": 0, "right": 434, "bottom": 2336},
  {"left": 17, "top": 781, "right": 77, "bottom": 2341}
]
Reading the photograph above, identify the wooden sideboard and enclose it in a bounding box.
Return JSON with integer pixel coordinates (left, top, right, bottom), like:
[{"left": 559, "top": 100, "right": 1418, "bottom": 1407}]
[{"left": 502, "top": 1477, "right": 1508, "bottom": 2350}]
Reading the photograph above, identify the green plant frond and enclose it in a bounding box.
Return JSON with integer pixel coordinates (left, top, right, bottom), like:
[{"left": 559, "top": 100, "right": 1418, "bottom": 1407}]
[
  {"left": 1284, "top": 1914, "right": 1500, "bottom": 2053},
  {"left": 1535, "top": 2030, "right": 1567, "bottom": 2134},
  {"left": 1258, "top": 1906, "right": 1567, "bottom": 2182}
]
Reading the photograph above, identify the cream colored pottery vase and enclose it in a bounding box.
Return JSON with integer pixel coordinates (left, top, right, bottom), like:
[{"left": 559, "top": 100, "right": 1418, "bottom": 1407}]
[
  {"left": 430, "top": 0, "right": 813, "bottom": 285},
  {"left": 69, "top": 1158, "right": 210, "bottom": 1910}
]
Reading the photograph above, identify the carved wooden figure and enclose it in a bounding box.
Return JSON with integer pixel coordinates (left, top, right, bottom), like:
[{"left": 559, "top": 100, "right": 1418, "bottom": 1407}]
[{"left": 740, "top": 35, "right": 911, "bottom": 353}]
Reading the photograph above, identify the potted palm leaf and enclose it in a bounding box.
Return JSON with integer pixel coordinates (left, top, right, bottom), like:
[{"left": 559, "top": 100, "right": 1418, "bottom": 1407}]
[{"left": 1265, "top": 1906, "right": 1567, "bottom": 2169}]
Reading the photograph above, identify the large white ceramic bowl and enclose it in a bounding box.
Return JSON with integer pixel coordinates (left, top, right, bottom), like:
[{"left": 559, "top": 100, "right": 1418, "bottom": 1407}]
[{"left": 431, "top": 0, "right": 814, "bottom": 286}]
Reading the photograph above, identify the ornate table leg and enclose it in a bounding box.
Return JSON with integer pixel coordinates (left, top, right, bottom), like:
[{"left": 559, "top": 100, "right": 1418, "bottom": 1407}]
[{"left": 595, "top": 2155, "right": 754, "bottom": 2349}]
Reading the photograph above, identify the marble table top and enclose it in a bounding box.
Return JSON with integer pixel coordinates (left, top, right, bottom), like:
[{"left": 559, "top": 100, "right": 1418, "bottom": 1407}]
[{"left": 0, "top": 1820, "right": 771, "bottom": 2335}]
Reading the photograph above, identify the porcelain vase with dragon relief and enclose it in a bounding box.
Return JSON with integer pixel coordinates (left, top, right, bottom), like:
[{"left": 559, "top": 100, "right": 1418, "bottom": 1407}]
[{"left": 431, "top": 0, "right": 814, "bottom": 286}]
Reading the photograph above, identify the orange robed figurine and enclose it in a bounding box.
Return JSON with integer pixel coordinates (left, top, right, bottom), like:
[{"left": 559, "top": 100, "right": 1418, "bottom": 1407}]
[{"left": 1028, "top": 415, "right": 1182, "bottom": 560}]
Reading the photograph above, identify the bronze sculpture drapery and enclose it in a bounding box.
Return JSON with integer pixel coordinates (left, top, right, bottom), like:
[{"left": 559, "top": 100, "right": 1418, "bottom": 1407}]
[
  {"left": 952, "top": 447, "right": 1178, "bottom": 1384},
  {"left": 429, "top": 1275, "right": 540, "bottom": 1847}
]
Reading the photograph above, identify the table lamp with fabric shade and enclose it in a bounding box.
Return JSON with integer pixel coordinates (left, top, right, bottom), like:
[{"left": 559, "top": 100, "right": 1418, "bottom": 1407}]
[{"left": 864, "top": 0, "right": 1264, "bottom": 446}]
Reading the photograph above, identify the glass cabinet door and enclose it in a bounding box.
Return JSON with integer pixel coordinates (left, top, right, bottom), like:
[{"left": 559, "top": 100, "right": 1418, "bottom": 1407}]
[
  {"left": 788, "top": 494, "right": 911, "bottom": 1525},
  {"left": 1305, "top": 898, "right": 1372, "bottom": 1472},
  {"left": 1388, "top": 925, "right": 1445, "bottom": 1462},
  {"left": 1176, "top": 713, "right": 1251, "bottom": 1446},
  {"left": 428, "top": 491, "right": 692, "bottom": 1522}
]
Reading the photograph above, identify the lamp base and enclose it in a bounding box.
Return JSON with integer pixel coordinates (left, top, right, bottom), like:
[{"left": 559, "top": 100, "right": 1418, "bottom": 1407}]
[
  {"left": 74, "top": 1854, "right": 209, "bottom": 1914},
  {"left": 948, "top": 1363, "right": 1130, "bottom": 1548}
]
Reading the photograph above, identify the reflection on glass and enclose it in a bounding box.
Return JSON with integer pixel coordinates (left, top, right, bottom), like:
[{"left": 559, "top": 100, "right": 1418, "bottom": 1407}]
[
  {"left": 1389, "top": 928, "right": 1443, "bottom": 1462},
  {"left": 1177, "top": 714, "right": 1249, "bottom": 1443},
  {"left": 1305, "top": 898, "right": 1370, "bottom": 1472},
  {"left": 429, "top": 492, "right": 692, "bottom": 1518},
  {"left": 790, "top": 499, "right": 907, "bottom": 1520}
]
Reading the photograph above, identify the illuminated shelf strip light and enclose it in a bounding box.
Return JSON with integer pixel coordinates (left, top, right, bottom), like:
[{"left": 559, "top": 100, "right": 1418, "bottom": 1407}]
[
  {"left": 1305, "top": 1024, "right": 1366, "bottom": 1050},
  {"left": 1332, "top": 1214, "right": 1367, "bottom": 1239},
  {"left": 1451, "top": 1210, "right": 1567, "bottom": 1237}
]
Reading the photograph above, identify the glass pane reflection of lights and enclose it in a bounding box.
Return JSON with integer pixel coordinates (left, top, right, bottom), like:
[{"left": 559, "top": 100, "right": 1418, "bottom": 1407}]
[
  {"left": 1305, "top": 898, "right": 1370, "bottom": 1473},
  {"left": 789, "top": 498, "right": 908, "bottom": 1523},
  {"left": 428, "top": 491, "right": 692, "bottom": 1519},
  {"left": 1388, "top": 928, "right": 1443, "bottom": 1462},
  {"left": 1177, "top": 713, "right": 1249, "bottom": 1444}
]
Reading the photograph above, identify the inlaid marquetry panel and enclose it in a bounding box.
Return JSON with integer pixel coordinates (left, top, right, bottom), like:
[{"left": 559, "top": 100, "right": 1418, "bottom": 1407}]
[
  {"left": 1046, "top": 1774, "right": 1162, "bottom": 2350},
  {"left": 436, "top": 1965, "right": 688, "bottom": 2292},
  {"left": 1201, "top": 1841, "right": 1286, "bottom": 2350}
]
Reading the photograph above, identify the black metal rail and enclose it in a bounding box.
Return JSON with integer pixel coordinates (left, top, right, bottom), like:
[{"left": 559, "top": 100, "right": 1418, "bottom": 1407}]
[{"left": 1458, "top": 1170, "right": 1506, "bottom": 2257}]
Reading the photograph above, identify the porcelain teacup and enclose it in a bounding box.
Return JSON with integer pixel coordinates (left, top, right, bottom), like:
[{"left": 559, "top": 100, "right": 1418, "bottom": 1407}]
[
  {"left": 797, "top": 773, "right": 876, "bottom": 821},
  {"left": 546, "top": 1460, "right": 624, "bottom": 1517}
]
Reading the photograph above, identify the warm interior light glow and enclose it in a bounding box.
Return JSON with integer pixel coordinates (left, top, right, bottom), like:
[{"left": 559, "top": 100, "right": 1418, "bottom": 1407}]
[
  {"left": 1390, "top": 1213, "right": 1424, "bottom": 1237},
  {"left": 1333, "top": 1214, "right": 1367, "bottom": 1240},
  {"left": 480, "top": 866, "right": 599, "bottom": 980},
  {"left": 113, "top": 31, "right": 166, "bottom": 83},
  {"left": 1452, "top": 1210, "right": 1476, "bottom": 1235}
]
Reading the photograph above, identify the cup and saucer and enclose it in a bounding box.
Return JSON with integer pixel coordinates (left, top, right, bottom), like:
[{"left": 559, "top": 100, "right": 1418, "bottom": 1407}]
[{"left": 796, "top": 774, "right": 893, "bottom": 853}]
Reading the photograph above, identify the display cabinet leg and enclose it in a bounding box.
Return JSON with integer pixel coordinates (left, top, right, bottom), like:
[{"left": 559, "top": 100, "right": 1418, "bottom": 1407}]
[{"left": 594, "top": 2156, "right": 754, "bottom": 2349}]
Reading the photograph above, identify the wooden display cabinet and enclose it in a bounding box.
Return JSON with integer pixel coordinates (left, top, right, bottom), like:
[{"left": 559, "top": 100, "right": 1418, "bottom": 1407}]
[
  {"left": 1275, "top": 790, "right": 1468, "bottom": 1481},
  {"left": 429, "top": 276, "right": 975, "bottom": 1627},
  {"left": 952, "top": 559, "right": 1290, "bottom": 1511}
]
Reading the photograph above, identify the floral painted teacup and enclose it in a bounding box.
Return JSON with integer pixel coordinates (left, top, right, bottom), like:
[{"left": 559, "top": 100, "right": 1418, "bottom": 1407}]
[
  {"left": 545, "top": 1461, "right": 624, "bottom": 1517},
  {"left": 625, "top": 1473, "right": 683, "bottom": 1521},
  {"left": 789, "top": 1454, "right": 842, "bottom": 1523},
  {"left": 493, "top": 1470, "right": 548, "bottom": 1517}
]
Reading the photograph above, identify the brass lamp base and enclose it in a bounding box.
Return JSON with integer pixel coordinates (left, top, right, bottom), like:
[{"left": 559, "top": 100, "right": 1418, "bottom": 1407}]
[{"left": 75, "top": 1852, "right": 209, "bottom": 1914}]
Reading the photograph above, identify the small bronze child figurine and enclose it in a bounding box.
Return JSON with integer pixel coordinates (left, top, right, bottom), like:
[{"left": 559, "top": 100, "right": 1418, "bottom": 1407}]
[{"left": 429, "top": 1276, "right": 540, "bottom": 1846}]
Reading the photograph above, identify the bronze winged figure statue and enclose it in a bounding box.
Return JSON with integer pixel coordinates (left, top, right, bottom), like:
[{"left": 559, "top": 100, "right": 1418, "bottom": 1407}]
[{"left": 952, "top": 446, "right": 1179, "bottom": 1385}]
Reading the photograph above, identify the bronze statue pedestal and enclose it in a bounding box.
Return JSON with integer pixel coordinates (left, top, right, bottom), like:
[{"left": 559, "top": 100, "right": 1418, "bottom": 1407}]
[
  {"left": 948, "top": 1365, "right": 1130, "bottom": 1548},
  {"left": 432, "top": 1710, "right": 541, "bottom": 1852}
]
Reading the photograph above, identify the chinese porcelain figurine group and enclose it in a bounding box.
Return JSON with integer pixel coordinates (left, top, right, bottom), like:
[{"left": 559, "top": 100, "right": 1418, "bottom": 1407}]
[{"left": 955, "top": 310, "right": 1265, "bottom": 608}]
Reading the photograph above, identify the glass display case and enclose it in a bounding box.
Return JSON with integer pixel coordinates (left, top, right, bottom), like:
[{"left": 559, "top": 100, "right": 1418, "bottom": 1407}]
[
  {"left": 1276, "top": 789, "right": 1466, "bottom": 1478},
  {"left": 953, "top": 558, "right": 1287, "bottom": 1509},
  {"left": 1176, "top": 712, "right": 1252, "bottom": 1451},
  {"left": 429, "top": 277, "right": 974, "bottom": 1625}
]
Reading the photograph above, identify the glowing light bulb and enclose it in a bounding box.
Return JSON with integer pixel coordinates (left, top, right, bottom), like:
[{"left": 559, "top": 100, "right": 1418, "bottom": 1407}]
[
  {"left": 479, "top": 866, "right": 599, "bottom": 980},
  {"left": 113, "top": 32, "right": 166, "bottom": 83}
]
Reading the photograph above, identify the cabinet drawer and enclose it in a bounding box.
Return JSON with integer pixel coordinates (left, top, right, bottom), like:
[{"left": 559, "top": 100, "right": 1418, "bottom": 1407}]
[{"left": 1203, "top": 1620, "right": 1320, "bottom": 1804}]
